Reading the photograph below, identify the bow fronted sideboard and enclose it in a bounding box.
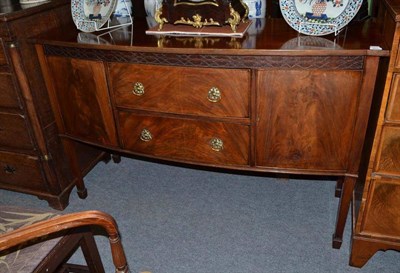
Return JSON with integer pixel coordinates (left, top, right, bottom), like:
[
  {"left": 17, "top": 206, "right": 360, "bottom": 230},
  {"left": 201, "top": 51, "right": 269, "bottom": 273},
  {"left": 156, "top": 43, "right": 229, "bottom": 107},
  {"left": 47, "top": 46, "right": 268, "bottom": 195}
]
[{"left": 32, "top": 15, "right": 389, "bottom": 249}]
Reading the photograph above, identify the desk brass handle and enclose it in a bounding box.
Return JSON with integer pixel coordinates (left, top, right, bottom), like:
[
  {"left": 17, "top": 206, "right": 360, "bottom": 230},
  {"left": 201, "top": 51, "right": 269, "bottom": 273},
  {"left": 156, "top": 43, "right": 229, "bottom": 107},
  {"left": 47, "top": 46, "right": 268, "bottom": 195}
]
[
  {"left": 207, "top": 87, "right": 221, "bottom": 102},
  {"left": 132, "top": 82, "right": 145, "bottom": 96},
  {"left": 140, "top": 129, "right": 152, "bottom": 142},
  {"left": 4, "top": 165, "right": 16, "bottom": 174},
  {"left": 209, "top": 137, "right": 223, "bottom": 151}
]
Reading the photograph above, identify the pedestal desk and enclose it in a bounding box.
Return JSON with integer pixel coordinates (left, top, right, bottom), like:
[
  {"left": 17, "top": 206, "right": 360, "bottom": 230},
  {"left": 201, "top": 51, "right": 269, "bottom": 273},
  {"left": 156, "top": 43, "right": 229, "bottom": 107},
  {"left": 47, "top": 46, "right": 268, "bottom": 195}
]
[{"left": 32, "top": 16, "right": 389, "bottom": 249}]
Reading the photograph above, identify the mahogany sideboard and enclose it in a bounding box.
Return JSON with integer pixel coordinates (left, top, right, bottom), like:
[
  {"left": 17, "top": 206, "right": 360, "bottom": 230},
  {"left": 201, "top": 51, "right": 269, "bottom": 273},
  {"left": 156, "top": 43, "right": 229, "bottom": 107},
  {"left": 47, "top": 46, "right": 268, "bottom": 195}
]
[
  {"left": 350, "top": 0, "right": 400, "bottom": 267},
  {"left": 32, "top": 16, "right": 389, "bottom": 248},
  {"left": 0, "top": 0, "right": 108, "bottom": 209}
]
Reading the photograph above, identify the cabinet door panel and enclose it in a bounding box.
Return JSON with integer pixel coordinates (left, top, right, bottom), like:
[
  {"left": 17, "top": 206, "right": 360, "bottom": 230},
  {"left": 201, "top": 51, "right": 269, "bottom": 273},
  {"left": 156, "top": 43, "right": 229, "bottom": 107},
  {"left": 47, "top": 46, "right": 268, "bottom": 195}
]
[
  {"left": 46, "top": 56, "right": 118, "bottom": 146},
  {"left": 119, "top": 112, "right": 250, "bottom": 166},
  {"left": 256, "top": 69, "right": 361, "bottom": 171}
]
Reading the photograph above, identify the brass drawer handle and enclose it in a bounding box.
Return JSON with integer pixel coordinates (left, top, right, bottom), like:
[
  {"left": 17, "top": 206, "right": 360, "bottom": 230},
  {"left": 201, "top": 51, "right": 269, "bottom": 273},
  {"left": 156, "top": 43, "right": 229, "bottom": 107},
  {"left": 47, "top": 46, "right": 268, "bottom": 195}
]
[
  {"left": 3, "top": 165, "right": 16, "bottom": 174},
  {"left": 132, "top": 82, "right": 145, "bottom": 96},
  {"left": 140, "top": 129, "right": 152, "bottom": 142},
  {"left": 209, "top": 137, "right": 223, "bottom": 151},
  {"left": 207, "top": 87, "right": 221, "bottom": 102}
]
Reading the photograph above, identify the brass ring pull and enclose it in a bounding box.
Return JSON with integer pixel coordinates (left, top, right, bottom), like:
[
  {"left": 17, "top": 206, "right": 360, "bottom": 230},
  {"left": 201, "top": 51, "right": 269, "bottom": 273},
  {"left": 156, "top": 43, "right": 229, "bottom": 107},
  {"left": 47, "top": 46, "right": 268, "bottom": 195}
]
[
  {"left": 132, "top": 82, "right": 145, "bottom": 96},
  {"left": 209, "top": 137, "right": 223, "bottom": 152},
  {"left": 207, "top": 87, "right": 221, "bottom": 102},
  {"left": 3, "top": 165, "right": 16, "bottom": 174},
  {"left": 140, "top": 129, "right": 152, "bottom": 142}
]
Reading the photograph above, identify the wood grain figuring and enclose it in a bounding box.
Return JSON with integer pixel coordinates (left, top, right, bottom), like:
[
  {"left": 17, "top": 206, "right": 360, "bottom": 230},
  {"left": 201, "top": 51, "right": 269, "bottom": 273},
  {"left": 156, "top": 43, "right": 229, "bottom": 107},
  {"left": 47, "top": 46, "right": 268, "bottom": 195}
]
[
  {"left": 361, "top": 177, "right": 400, "bottom": 237},
  {"left": 0, "top": 44, "right": 6, "bottom": 65},
  {"left": 256, "top": 69, "right": 361, "bottom": 171},
  {"left": 119, "top": 112, "right": 250, "bottom": 166},
  {"left": 376, "top": 126, "right": 400, "bottom": 173},
  {"left": 109, "top": 63, "right": 250, "bottom": 118},
  {"left": 0, "top": 150, "right": 45, "bottom": 191},
  {"left": 387, "top": 73, "right": 400, "bottom": 121},
  {"left": 0, "top": 113, "right": 35, "bottom": 152},
  {"left": 0, "top": 73, "right": 21, "bottom": 109},
  {"left": 46, "top": 56, "right": 118, "bottom": 147}
]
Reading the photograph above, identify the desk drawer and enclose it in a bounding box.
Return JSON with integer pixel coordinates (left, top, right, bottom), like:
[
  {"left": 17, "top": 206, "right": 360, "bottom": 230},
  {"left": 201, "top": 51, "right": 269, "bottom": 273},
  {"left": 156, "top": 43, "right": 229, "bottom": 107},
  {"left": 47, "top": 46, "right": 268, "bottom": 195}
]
[
  {"left": 0, "top": 73, "right": 21, "bottom": 109},
  {"left": 0, "top": 151, "right": 45, "bottom": 191},
  {"left": 0, "top": 112, "right": 35, "bottom": 151},
  {"left": 118, "top": 112, "right": 250, "bottom": 166},
  {"left": 109, "top": 63, "right": 250, "bottom": 118}
]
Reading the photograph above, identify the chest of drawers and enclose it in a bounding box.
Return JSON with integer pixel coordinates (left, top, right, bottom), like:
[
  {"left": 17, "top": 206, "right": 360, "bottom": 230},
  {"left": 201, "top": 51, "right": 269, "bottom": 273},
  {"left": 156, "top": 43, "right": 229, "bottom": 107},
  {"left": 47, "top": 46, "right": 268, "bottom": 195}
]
[{"left": 0, "top": 0, "right": 107, "bottom": 209}]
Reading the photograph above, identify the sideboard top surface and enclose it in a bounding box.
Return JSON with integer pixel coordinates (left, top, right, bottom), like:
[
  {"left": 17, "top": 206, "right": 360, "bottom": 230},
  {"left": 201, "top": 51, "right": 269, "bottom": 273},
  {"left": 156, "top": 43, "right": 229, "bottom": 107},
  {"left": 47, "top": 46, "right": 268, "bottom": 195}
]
[{"left": 32, "top": 16, "right": 390, "bottom": 57}]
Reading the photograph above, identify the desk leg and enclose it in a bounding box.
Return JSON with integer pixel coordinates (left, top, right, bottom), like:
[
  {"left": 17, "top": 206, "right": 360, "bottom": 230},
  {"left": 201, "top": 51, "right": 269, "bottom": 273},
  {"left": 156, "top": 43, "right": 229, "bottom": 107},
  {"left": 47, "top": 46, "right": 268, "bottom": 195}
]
[
  {"left": 63, "top": 139, "right": 87, "bottom": 199},
  {"left": 332, "top": 176, "right": 356, "bottom": 249}
]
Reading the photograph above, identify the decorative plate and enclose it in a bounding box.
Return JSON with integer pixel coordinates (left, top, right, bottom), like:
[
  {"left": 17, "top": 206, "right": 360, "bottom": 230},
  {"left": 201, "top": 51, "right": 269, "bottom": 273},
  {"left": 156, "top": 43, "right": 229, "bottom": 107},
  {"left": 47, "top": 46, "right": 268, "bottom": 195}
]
[
  {"left": 279, "top": 0, "right": 363, "bottom": 36},
  {"left": 71, "top": 0, "right": 118, "bottom": 32}
]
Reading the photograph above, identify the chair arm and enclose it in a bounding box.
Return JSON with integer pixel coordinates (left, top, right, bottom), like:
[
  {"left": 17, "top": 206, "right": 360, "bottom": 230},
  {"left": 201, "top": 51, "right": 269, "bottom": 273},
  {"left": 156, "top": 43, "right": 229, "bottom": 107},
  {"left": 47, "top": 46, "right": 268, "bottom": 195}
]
[{"left": 0, "top": 210, "right": 129, "bottom": 273}]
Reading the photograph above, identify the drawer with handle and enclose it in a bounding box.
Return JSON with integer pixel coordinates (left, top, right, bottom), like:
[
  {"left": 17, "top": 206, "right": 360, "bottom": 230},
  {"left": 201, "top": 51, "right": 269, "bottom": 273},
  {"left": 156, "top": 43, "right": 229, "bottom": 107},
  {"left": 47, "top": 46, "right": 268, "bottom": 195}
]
[
  {"left": 108, "top": 63, "right": 250, "bottom": 118},
  {"left": 0, "top": 151, "right": 46, "bottom": 192},
  {"left": 118, "top": 111, "right": 250, "bottom": 166}
]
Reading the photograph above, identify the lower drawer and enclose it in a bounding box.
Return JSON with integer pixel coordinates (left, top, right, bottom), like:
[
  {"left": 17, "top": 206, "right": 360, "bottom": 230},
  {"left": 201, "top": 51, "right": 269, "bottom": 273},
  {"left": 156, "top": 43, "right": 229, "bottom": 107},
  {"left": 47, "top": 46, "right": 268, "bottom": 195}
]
[
  {"left": 119, "top": 112, "right": 250, "bottom": 166},
  {"left": 361, "top": 176, "right": 400, "bottom": 239},
  {"left": 0, "top": 112, "right": 35, "bottom": 151},
  {"left": 0, "top": 151, "right": 46, "bottom": 192}
]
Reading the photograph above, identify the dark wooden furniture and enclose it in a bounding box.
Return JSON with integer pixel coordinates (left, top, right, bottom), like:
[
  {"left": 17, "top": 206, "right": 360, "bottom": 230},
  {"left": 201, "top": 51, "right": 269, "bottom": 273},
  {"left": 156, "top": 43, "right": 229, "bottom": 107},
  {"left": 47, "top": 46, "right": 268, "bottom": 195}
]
[
  {"left": 33, "top": 16, "right": 389, "bottom": 249},
  {"left": 0, "top": 0, "right": 108, "bottom": 210},
  {"left": 350, "top": 0, "right": 400, "bottom": 267},
  {"left": 0, "top": 207, "right": 129, "bottom": 272}
]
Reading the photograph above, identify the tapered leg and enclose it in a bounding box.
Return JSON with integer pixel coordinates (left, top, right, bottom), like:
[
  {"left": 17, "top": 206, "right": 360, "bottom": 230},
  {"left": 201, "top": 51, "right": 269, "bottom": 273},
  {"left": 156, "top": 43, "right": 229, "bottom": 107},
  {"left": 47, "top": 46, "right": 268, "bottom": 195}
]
[
  {"left": 332, "top": 176, "right": 356, "bottom": 249},
  {"left": 62, "top": 139, "right": 87, "bottom": 199}
]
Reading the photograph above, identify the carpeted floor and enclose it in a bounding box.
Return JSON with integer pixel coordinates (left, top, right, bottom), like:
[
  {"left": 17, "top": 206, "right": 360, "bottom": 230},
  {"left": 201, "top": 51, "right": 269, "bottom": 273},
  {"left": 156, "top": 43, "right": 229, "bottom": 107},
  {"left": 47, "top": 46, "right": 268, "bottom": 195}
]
[{"left": 1, "top": 157, "right": 399, "bottom": 273}]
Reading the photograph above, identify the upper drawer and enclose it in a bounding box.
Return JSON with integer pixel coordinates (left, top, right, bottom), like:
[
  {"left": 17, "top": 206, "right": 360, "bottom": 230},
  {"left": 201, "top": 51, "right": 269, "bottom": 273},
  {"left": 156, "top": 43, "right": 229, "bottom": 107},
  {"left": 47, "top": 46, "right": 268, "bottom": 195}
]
[
  {"left": 0, "top": 73, "right": 21, "bottom": 109},
  {"left": 118, "top": 111, "right": 250, "bottom": 166},
  {"left": 0, "top": 112, "right": 35, "bottom": 152},
  {"left": 108, "top": 63, "right": 250, "bottom": 118},
  {"left": 387, "top": 73, "right": 400, "bottom": 122}
]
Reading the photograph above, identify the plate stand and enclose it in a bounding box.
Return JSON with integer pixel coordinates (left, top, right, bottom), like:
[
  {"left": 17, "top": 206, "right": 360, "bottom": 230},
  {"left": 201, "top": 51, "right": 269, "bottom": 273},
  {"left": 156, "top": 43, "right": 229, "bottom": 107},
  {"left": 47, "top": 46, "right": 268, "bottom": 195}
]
[
  {"left": 298, "top": 21, "right": 342, "bottom": 36},
  {"left": 76, "top": 0, "right": 133, "bottom": 32}
]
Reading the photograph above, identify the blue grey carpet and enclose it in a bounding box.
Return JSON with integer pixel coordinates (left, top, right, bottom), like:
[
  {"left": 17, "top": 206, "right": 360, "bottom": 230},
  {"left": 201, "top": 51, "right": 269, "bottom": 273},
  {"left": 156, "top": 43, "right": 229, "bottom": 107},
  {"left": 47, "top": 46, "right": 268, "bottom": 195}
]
[{"left": 1, "top": 157, "right": 399, "bottom": 273}]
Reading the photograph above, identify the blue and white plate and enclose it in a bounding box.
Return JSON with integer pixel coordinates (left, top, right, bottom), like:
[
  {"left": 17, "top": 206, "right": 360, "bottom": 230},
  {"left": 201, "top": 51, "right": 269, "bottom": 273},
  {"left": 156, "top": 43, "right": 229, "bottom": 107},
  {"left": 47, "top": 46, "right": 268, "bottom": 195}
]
[
  {"left": 71, "top": 0, "right": 117, "bottom": 32},
  {"left": 279, "top": 0, "right": 363, "bottom": 36}
]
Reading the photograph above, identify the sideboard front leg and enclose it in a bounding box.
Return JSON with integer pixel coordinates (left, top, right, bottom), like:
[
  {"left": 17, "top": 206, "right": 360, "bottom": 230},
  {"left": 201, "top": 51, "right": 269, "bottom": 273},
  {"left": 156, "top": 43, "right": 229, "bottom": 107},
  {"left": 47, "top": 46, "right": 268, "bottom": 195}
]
[{"left": 332, "top": 176, "right": 356, "bottom": 249}]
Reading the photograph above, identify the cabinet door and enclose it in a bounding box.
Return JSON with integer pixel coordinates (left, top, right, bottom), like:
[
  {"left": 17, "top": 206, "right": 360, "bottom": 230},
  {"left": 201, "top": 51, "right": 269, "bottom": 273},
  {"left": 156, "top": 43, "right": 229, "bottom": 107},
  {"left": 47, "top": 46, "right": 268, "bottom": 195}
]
[
  {"left": 45, "top": 56, "right": 118, "bottom": 147},
  {"left": 256, "top": 69, "right": 362, "bottom": 171}
]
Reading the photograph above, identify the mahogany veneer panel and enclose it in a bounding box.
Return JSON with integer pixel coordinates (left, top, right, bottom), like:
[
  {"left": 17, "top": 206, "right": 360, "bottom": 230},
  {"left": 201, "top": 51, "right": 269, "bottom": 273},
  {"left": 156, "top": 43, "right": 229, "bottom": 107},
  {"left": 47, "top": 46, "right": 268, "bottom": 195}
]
[
  {"left": 109, "top": 63, "right": 250, "bottom": 118},
  {"left": 45, "top": 56, "right": 118, "bottom": 147},
  {"left": 0, "top": 113, "right": 35, "bottom": 152},
  {"left": 256, "top": 69, "right": 361, "bottom": 171},
  {"left": 119, "top": 112, "right": 250, "bottom": 166}
]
